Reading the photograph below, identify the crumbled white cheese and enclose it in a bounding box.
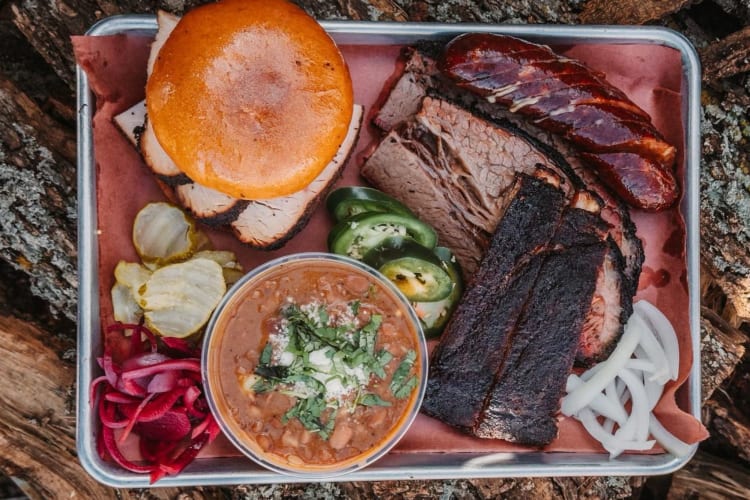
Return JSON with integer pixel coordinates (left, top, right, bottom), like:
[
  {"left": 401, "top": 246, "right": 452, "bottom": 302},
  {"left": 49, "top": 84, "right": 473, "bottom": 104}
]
[
  {"left": 343, "top": 364, "right": 369, "bottom": 386},
  {"left": 277, "top": 351, "right": 295, "bottom": 367},
  {"left": 309, "top": 348, "right": 333, "bottom": 372},
  {"left": 325, "top": 378, "right": 347, "bottom": 399},
  {"left": 259, "top": 300, "right": 380, "bottom": 405},
  {"left": 300, "top": 301, "right": 324, "bottom": 327},
  {"left": 268, "top": 321, "right": 290, "bottom": 365},
  {"left": 241, "top": 374, "right": 260, "bottom": 392}
]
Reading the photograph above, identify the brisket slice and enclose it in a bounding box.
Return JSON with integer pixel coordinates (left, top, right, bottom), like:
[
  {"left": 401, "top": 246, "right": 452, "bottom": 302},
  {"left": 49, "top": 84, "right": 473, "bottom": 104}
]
[
  {"left": 424, "top": 183, "right": 613, "bottom": 445},
  {"left": 372, "top": 45, "right": 642, "bottom": 286},
  {"left": 362, "top": 96, "right": 577, "bottom": 276},
  {"left": 369, "top": 45, "right": 642, "bottom": 364},
  {"left": 422, "top": 174, "right": 566, "bottom": 430},
  {"left": 473, "top": 241, "right": 609, "bottom": 444}
]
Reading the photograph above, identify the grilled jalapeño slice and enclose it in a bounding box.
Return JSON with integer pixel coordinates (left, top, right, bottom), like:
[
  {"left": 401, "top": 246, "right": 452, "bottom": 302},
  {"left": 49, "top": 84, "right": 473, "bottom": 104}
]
[
  {"left": 412, "top": 246, "right": 463, "bottom": 338},
  {"left": 328, "top": 212, "right": 437, "bottom": 260},
  {"left": 326, "top": 187, "right": 415, "bottom": 222},
  {"left": 363, "top": 237, "right": 452, "bottom": 302}
]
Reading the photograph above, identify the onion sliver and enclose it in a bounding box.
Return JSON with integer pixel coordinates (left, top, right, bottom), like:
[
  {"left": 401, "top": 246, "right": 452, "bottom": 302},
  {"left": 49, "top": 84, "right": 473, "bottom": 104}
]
[
  {"left": 634, "top": 301, "right": 680, "bottom": 381},
  {"left": 617, "top": 368, "right": 651, "bottom": 442},
  {"left": 564, "top": 300, "right": 689, "bottom": 460},
  {"left": 567, "top": 375, "right": 627, "bottom": 425},
  {"left": 561, "top": 313, "right": 642, "bottom": 415},
  {"left": 578, "top": 408, "right": 655, "bottom": 458},
  {"left": 631, "top": 313, "right": 670, "bottom": 384},
  {"left": 644, "top": 377, "right": 664, "bottom": 411},
  {"left": 649, "top": 414, "right": 693, "bottom": 458},
  {"left": 605, "top": 380, "right": 621, "bottom": 414},
  {"left": 625, "top": 359, "right": 656, "bottom": 373}
]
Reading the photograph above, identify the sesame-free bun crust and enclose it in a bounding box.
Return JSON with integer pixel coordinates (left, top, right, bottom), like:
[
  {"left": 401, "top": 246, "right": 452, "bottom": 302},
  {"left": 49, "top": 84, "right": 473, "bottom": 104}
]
[{"left": 146, "top": 0, "right": 354, "bottom": 200}]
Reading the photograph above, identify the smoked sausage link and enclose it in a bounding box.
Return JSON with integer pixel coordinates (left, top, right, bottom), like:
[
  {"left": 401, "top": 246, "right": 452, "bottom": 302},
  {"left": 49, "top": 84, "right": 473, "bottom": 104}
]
[{"left": 440, "top": 33, "right": 679, "bottom": 211}]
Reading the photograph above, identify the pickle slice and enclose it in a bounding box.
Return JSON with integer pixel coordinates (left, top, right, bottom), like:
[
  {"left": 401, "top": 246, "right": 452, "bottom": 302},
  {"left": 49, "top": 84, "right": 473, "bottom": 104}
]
[
  {"left": 132, "top": 202, "right": 203, "bottom": 265},
  {"left": 192, "top": 250, "right": 245, "bottom": 286},
  {"left": 111, "top": 282, "right": 143, "bottom": 324},
  {"left": 139, "top": 258, "right": 226, "bottom": 338},
  {"left": 113, "top": 261, "right": 152, "bottom": 301}
]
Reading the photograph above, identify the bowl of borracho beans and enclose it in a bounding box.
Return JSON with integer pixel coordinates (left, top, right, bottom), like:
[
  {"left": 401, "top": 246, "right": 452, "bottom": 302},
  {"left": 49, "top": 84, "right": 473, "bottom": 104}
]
[{"left": 202, "top": 253, "right": 428, "bottom": 477}]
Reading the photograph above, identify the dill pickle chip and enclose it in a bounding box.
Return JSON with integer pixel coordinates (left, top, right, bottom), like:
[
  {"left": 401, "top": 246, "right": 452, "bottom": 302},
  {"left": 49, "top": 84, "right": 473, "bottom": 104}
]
[
  {"left": 193, "top": 250, "right": 245, "bottom": 286},
  {"left": 113, "top": 261, "right": 152, "bottom": 302},
  {"left": 111, "top": 282, "right": 143, "bottom": 324},
  {"left": 139, "top": 258, "right": 226, "bottom": 338},
  {"left": 132, "top": 202, "right": 203, "bottom": 265},
  {"left": 222, "top": 267, "right": 245, "bottom": 286},
  {"left": 192, "top": 250, "right": 239, "bottom": 267}
]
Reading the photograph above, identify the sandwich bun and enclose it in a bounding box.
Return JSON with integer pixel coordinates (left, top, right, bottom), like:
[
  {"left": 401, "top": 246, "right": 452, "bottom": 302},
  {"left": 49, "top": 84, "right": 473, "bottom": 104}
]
[{"left": 146, "top": 0, "right": 354, "bottom": 200}]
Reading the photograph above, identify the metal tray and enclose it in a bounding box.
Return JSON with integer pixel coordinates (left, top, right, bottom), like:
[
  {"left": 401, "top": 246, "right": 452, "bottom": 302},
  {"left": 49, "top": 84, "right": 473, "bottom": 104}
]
[{"left": 77, "top": 15, "right": 702, "bottom": 487}]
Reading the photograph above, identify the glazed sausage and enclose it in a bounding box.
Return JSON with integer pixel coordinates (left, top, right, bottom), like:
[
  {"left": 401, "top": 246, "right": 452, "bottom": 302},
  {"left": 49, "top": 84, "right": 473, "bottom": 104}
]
[{"left": 440, "top": 33, "right": 679, "bottom": 211}]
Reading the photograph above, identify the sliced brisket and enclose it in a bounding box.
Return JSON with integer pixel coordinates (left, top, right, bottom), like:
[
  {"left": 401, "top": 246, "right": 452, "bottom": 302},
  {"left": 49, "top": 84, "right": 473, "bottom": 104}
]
[
  {"left": 424, "top": 175, "right": 617, "bottom": 445},
  {"left": 422, "top": 175, "right": 567, "bottom": 429},
  {"left": 368, "top": 45, "right": 643, "bottom": 363},
  {"left": 362, "top": 97, "right": 577, "bottom": 276},
  {"left": 473, "top": 241, "right": 609, "bottom": 444}
]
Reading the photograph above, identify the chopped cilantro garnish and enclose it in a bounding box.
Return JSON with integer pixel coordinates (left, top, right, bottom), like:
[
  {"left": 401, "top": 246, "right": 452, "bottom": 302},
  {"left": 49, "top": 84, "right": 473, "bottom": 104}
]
[
  {"left": 250, "top": 301, "right": 416, "bottom": 439},
  {"left": 390, "top": 349, "right": 417, "bottom": 399},
  {"left": 358, "top": 393, "right": 392, "bottom": 407},
  {"left": 259, "top": 342, "right": 273, "bottom": 365}
]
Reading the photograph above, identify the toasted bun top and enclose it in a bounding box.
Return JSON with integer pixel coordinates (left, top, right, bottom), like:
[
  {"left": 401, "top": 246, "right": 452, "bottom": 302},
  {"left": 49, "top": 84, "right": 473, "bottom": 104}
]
[{"left": 146, "top": 0, "right": 354, "bottom": 200}]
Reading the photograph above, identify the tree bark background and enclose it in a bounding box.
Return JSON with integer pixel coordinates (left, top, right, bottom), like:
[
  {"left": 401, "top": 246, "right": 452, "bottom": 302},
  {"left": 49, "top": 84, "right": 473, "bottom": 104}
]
[{"left": 1, "top": 0, "right": 750, "bottom": 498}]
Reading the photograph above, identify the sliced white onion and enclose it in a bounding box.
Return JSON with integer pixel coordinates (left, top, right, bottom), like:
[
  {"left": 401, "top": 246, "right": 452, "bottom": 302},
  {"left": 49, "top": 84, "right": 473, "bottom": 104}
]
[
  {"left": 644, "top": 376, "right": 664, "bottom": 411},
  {"left": 561, "top": 313, "right": 642, "bottom": 415},
  {"left": 602, "top": 417, "right": 616, "bottom": 434},
  {"left": 578, "top": 408, "right": 655, "bottom": 458},
  {"left": 634, "top": 301, "right": 680, "bottom": 381},
  {"left": 563, "top": 300, "right": 688, "bottom": 460},
  {"left": 617, "top": 368, "right": 651, "bottom": 442},
  {"left": 567, "top": 375, "right": 628, "bottom": 425},
  {"left": 605, "top": 380, "right": 621, "bottom": 412},
  {"left": 625, "top": 358, "right": 656, "bottom": 373},
  {"left": 616, "top": 378, "right": 628, "bottom": 400},
  {"left": 629, "top": 312, "right": 670, "bottom": 384},
  {"left": 649, "top": 414, "right": 693, "bottom": 458},
  {"left": 579, "top": 361, "right": 605, "bottom": 382}
]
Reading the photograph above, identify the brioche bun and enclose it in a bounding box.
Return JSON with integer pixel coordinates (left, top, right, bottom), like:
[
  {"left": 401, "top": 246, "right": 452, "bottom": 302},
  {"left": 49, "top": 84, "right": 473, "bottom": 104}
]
[{"left": 146, "top": 0, "right": 354, "bottom": 200}]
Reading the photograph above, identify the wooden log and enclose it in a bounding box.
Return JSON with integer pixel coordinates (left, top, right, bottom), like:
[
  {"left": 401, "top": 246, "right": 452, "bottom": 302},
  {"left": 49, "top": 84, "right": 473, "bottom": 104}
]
[
  {"left": 699, "top": 86, "right": 750, "bottom": 326},
  {"left": 703, "top": 395, "right": 750, "bottom": 465},
  {"left": 2, "top": 0, "right": 750, "bottom": 497},
  {"left": 701, "top": 25, "right": 750, "bottom": 84},
  {"left": 0, "top": 19, "right": 73, "bottom": 125},
  {"left": 700, "top": 306, "right": 747, "bottom": 402},
  {"left": 329, "top": 0, "right": 407, "bottom": 21},
  {"left": 580, "top": 0, "right": 691, "bottom": 24},
  {"left": 397, "top": 0, "right": 576, "bottom": 23},
  {"left": 668, "top": 450, "right": 750, "bottom": 499},
  {"left": 0, "top": 77, "right": 78, "bottom": 322},
  {"left": 712, "top": 0, "right": 750, "bottom": 24},
  {"left": 0, "top": 314, "right": 237, "bottom": 499},
  {"left": 0, "top": 314, "right": 109, "bottom": 498}
]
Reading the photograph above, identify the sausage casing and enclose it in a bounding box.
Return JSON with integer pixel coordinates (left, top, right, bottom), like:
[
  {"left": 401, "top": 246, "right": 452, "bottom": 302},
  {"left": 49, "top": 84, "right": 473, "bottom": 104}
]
[{"left": 440, "top": 33, "right": 679, "bottom": 211}]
